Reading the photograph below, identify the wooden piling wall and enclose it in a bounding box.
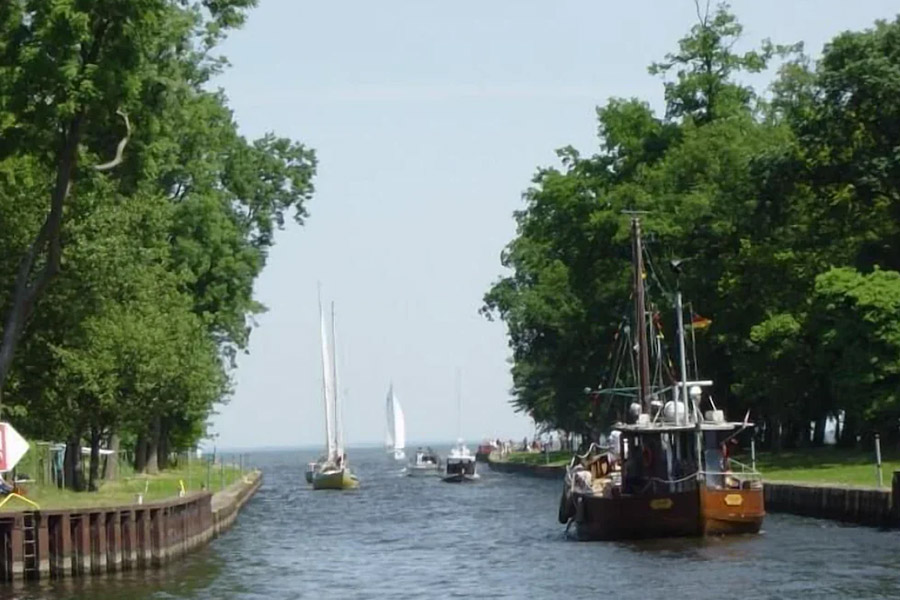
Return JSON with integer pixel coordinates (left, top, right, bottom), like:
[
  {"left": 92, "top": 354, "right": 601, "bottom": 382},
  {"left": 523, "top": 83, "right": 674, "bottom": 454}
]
[{"left": 0, "top": 471, "right": 261, "bottom": 582}]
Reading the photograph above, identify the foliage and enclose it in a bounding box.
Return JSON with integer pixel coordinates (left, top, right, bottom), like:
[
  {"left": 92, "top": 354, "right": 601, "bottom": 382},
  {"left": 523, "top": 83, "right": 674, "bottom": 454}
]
[
  {"left": 0, "top": 0, "right": 316, "bottom": 486},
  {"left": 485, "top": 5, "right": 900, "bottom": 448}
]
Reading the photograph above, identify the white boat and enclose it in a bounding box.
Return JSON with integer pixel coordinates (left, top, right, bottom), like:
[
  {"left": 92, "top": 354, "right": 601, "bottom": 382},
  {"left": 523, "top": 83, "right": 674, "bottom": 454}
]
[
  {"left": 385, "top": 384, "right": 406, "bottom": 461},
  {"left": 442, "top": 371, "right": 477, "bottom": 482},
  {"left": 443, "top": 439, "right": 477, "bottom": 483},
  {"left": 310, "top": 293, "right": 358, "bottom": 490},
  {"left": 406, "top": 447, "right": 441, "bottom": 476}
]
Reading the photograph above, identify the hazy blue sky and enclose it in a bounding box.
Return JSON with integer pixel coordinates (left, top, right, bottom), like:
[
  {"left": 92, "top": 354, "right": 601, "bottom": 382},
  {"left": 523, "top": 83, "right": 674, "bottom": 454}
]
[{"left": 209, "top": 0, "right": 899, "bottom": 449}]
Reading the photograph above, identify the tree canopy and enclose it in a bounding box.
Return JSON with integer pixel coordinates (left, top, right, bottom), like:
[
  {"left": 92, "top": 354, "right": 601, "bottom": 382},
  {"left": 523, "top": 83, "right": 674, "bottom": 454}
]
[
  {"left": 484, "top": 3, "right": 900, "bottom": 450},
  {"left": 0, "top": 0, "right": 316, "bottom": 487}
]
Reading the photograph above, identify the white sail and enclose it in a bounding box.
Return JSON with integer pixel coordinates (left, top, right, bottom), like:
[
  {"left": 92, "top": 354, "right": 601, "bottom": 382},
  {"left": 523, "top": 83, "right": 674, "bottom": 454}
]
[
  {"left": 319, "top": 299, "right": 336, "bottom": 461},
  {"left": 392, "top": 393, "right": 406, "bottom": 452},
  {"left": 385, "top": 385, "right": 395, "bottom": 450}
]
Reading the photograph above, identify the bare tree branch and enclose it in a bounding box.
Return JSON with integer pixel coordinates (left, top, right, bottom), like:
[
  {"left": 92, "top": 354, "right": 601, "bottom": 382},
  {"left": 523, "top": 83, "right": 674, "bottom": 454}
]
[
  {"left": 694, "top": 0, "right": 710, "bottom": 27},
  {"left": 94, "top": 109, "right": 131, "bottom": 171}
]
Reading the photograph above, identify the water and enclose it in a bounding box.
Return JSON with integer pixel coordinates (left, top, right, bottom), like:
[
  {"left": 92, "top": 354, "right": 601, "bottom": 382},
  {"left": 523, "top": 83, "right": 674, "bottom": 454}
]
[{"left": 6, "top": 447, "right": 900, "bottom": 599}]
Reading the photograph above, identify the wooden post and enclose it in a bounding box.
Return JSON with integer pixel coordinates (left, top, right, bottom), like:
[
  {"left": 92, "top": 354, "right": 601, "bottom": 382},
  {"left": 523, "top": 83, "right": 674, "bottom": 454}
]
[
  {"left": 892, "top": 471, "right": 900, "bottom": 525},
  {"left": 875, "top": 434, "right": 883, "bottom": 488},
  {"left": 37, "top": 514, "right": 50, "bottom": 578},
  {"left": 58, "top": 514, "right": 73, "bottom": 578}
]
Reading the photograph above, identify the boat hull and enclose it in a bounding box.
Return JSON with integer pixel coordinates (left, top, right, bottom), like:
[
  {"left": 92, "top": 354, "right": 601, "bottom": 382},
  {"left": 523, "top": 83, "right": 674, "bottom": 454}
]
[
  {"left": 699, "top": 486, "right": 765, "bottom": 535},
  {"left": 407, "top": 465, "right": 440, "bottom": 477},
  {"left": 312, "top": 468, "right": 359, "bottom": 490},
  {"left": 441, "top": 472, "right": 478, "bottom": 483},
  {"left": 572, "top": 490, "right": 700, "bottom": 541}
]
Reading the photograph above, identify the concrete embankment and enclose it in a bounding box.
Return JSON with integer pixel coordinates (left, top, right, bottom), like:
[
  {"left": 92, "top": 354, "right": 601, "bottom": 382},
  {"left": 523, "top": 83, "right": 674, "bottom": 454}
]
[
  {"left": 0, "top": 470, "right": 262, "bottom": 582},
  {"left": 487, "top": 455, "right": 900, "bottom": 528}
]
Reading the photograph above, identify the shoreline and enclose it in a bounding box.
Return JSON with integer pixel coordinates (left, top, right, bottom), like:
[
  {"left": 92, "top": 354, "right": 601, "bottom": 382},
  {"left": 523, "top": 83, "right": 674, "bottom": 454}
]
[
  {"left": 486, "top": 454, "right": 899, "bottom": 527},
  {"left": 0, "top": 470, "right": 262, "bottom": 582}
]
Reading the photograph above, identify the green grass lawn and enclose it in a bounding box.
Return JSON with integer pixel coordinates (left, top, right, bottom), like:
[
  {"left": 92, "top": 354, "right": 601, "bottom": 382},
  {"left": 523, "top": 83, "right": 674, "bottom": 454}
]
[
  {"left": 500, "top": 446, "right": 895, "bottom": 488},
  {"left": 501, "top": 451, "right": 571, "bottom": 467},
  {"left": 2, "top": 462, "right": 247, "bottom": 511},
  {"left": 739, "top": 447, "right": 896, "bottom": 488}
]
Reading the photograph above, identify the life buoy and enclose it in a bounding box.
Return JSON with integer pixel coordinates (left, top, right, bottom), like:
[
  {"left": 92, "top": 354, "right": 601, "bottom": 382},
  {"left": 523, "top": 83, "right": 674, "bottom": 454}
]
[{"left": 642, "top": 444, "right": 653, "bottom": 468}]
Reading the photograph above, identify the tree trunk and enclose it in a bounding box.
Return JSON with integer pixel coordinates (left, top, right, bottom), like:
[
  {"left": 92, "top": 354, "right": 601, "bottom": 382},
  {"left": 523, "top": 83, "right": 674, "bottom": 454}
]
[
  {"left": 64, "top": 436, "right": 84, "bottom": 492},
  {"left": 0, "top": 116, "right": 85, "bottom": 408},
  {"left": 839, "top": 412, "right": 858, "bottom": 448},
  {"left": 157, "top": 419, "right": 169, "bottom": 471},
  {"left": 88, "top": 427, "right": 101, "bottom": 492},
  {"left": 134, "top": 434, "right": 148, "bottom": 473},
  {"left": 812, "top": 416, "right": 827, "bottom": 446},
  {"left": 145, "top": 417, "right": 160, "bottom": 475},
  {"left": 772, "top": 417, "right": 783, "bottom": 453},
  {"left": 104, "top": 432, "right": 120, "bottom": 480}
]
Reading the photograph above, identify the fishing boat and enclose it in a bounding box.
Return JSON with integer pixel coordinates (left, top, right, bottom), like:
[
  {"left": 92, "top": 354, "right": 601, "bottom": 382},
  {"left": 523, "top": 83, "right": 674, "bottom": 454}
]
[
  {"left": 385, "top": 384, "right": 406, "bottom": 461},
  {"left": 558, "top": 216, "right": 763, "bottom": 540},
  {"left": 442, "top": 439, "right": 477, "bottom": 483},
  {"left": 406, "top": 447, "right": 441, "bottom": 476},
  {"left": 310, "top": 295, "right": 359, "bottom": 491}
]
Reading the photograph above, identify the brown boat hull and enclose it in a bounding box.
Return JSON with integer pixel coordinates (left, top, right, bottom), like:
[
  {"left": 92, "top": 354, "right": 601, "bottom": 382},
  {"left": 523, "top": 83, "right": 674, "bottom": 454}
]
[
  {"left": 573, "top": 490, "right": 700, "bottom": 541},
  {"left": 699, "top": 486, "right": 765, "bottom": 535},
  {"left": 571, "top": 485, "right": 765, "bottom": 540}
]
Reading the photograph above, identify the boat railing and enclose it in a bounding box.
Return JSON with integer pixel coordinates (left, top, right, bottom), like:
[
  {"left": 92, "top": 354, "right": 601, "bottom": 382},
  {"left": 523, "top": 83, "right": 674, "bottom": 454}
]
[{"left": 699, "top": 458, "right": 763, "bottom": 489}]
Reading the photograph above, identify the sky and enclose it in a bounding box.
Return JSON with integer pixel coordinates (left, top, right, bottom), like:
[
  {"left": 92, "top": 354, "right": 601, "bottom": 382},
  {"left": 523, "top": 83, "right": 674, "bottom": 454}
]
[{"left": 208, "top": 0, "right": 900, "bottom": 450}]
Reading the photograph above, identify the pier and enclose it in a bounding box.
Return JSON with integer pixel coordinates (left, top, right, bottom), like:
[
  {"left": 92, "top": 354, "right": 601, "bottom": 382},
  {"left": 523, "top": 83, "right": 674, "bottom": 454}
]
[{"left": 0, "top": 471, "right": 261, "bottom": 581}]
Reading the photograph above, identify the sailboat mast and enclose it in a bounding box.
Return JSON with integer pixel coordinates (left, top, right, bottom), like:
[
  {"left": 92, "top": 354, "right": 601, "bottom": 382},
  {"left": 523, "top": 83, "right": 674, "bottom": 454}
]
[
  {"left": 631, "top": 217, "right": 651, "bottom": 413},
  {"left": 455, "top": 368, "right": 462, "bottom": 441},
  {"left": 318, "top": 286, "right": 336, "bottom": 460},
  {"left": 331, "top": 302, "right": 343, "bottom": 457}
]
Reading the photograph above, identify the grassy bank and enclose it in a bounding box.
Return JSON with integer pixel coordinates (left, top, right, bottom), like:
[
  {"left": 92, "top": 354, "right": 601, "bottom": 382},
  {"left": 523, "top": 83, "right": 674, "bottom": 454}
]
[
  {"left": 498, "top": 447, "right": 895, "bottom": 488},
  {"left": 743, "top": 447, "right": 897, "bottom": 488},
  {"left": 501, "top": 451, "right": 570, "bottom": 467},
  {"left": 2, "top": 462, "right": 246, "bottom": 511}
]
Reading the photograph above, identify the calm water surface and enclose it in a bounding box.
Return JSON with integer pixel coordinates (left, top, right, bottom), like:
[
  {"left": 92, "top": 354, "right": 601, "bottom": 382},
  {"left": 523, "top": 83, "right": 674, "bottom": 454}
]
[{"left": 4, "top": 448, "right": 900, "bottom": 600}]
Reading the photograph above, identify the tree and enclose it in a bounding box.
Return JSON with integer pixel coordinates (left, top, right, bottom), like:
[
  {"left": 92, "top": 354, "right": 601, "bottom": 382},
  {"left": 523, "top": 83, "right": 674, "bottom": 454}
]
[{"left": 0, "top": 0, "right": 258, "bottom": 409}]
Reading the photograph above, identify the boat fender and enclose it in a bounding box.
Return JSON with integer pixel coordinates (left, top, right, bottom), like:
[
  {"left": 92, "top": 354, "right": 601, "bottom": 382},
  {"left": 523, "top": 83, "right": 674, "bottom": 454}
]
[
  {"left": 642, "top": 445, "right": 653, "bottom": 468},
  {"left": 558, "top": 489, "right": 573, "bottom": 524},
  {"left": 574, "top": 495, "right": 584, "bottom": 522}
]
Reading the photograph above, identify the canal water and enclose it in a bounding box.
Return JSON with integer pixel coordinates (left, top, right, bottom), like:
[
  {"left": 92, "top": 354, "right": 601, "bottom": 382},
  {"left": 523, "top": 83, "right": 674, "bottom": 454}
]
[{"left": 6, "top": 447, "right": 900, "bottom": 599}]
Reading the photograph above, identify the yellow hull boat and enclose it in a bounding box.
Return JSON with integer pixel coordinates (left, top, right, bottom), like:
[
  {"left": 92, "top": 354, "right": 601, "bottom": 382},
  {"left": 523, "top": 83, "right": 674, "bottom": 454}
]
[{"left": 312, "top": 467, "right": 359, "bottom": 490}]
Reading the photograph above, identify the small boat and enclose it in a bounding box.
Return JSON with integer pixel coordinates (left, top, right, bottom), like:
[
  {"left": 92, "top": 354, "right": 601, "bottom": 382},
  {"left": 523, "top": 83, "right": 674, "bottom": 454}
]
[
  {"left": 385, "top": 384, "right": 406, "bottom": 461},
  {"left": 309, "top": 291, "right": 358, "bottom": 490},
  {"left": 442, "top": 439, "right": 478, "bottom": 483},
  {"left": 557, "top": 217, "right": 763, "bottom": 540},
  {"left": 406, "top": 447, "right": 441, "bottom": 476},
  {"left": 475, "top": 441, "right": 495, "bottom": 462}
]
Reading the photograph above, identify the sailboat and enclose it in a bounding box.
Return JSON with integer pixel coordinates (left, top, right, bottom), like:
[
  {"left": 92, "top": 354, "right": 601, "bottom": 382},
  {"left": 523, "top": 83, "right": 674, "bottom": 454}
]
[
  {"left": 311, "top": 296, "right": 359, "bottom": 490},
  {"left": 385, "top": 384, "right": 406, "bottom": 460},
  {"left": 557, "top": 216, "right": 763, "bottom": 539},
  {"left": 442, "top": 369, "right": 477, "bottom": 483}
]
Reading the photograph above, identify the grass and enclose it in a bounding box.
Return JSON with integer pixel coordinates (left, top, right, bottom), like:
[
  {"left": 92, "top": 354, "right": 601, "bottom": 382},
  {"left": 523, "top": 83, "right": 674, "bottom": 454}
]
[
  {"left": 501, "top": 446, "right": 895, "bottom": 488},
  {"left": 2, "top": 461, "right": 246, "bottom": 512},
  {"left": 502, "top": 451, "right": 571, "bottom": 467},
  {"left": 739, "top": 446, "right": 897, "bottom": 488}
]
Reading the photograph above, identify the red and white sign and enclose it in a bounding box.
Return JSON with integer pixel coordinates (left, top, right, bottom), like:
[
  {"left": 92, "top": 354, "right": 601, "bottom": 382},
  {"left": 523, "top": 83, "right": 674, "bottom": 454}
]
[{"left": 0, "top": 422, "right": 29, "bottom": 473}]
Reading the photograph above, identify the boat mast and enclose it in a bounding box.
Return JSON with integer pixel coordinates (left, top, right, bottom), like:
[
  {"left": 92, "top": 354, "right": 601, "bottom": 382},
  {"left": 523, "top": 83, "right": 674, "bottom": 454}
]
[
  {"left": 318, "top": 286, "right": 336, "bottom": 460},
  {"left": 331, "top": 301, "right": 343, "bottom": 458},
  {"left": 675, "top": 289, "right": 689, "bottom": 425},
  {"left": 631, "top": 217, "right": 652, "bottom": 413},
  {"left": 455, "top": 368, "right": 462, "bottom": 443}
]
